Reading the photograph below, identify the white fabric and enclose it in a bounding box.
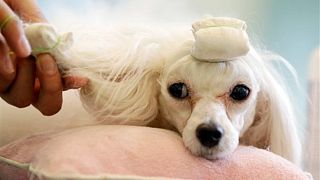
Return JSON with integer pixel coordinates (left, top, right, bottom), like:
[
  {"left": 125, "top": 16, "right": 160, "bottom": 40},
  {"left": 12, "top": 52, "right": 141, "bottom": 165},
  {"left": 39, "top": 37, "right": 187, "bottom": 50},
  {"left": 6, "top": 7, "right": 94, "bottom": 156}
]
[
  {"left": 24, "top": 23, "right": 73, "bottom": 66},
  {"left": 191, "top": 17, "right": 250, "bottom": 62}
]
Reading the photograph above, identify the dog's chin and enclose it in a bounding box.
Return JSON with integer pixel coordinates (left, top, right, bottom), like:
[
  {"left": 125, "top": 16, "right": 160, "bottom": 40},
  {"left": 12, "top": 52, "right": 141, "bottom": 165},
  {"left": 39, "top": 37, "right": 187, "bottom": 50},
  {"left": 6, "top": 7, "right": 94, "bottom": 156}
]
[{"left": 198, "top": 144, "right": 238, "bottom": 160}]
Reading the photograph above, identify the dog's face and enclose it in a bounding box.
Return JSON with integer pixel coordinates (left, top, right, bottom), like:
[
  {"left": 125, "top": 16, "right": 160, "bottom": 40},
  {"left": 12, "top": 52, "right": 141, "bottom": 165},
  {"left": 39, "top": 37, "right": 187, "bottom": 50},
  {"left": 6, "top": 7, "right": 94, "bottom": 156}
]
[{"left": 158, "top": 55, "right": 260, "bottom": 159}]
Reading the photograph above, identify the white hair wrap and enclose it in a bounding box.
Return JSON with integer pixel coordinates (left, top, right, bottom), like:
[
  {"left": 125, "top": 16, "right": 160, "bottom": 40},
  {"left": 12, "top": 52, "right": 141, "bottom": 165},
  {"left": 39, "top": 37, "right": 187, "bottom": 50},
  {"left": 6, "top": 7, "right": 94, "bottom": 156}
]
[
  {"left": 191, "top": 17, "right": 250, "bottom": 62},
  {"left": 24, "top": 23, "right": 73, "bottom": 67}
]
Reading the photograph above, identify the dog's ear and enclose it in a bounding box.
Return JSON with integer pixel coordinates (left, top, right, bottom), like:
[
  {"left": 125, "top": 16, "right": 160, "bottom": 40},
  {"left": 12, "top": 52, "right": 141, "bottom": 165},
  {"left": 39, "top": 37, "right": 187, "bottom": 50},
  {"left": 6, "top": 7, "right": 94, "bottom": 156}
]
[
  {"left": 72, "top": 27, "right": 166, "bottom": 126},
  {"left": 241, "top": 59, "right": 301, "bottom": 165},
  {"left": 75, "top": 36, "right": 164, "bottom": 126},
  {"left": 79, "top": 67, "right": 160, "bottom": 126}
]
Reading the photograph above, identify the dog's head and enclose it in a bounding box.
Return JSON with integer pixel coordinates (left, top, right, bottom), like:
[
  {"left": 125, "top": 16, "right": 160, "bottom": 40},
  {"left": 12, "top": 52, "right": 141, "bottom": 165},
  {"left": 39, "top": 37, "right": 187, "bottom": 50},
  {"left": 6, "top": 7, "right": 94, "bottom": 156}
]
[
  {"left": 158, "top": 54, "right": 260, "bottom": 159},
  {"left": 156, "top": 17, "right": 259, "bottom": 159},
  {"left": 155, "top": 17, "right": 300, "bottom": 163}
]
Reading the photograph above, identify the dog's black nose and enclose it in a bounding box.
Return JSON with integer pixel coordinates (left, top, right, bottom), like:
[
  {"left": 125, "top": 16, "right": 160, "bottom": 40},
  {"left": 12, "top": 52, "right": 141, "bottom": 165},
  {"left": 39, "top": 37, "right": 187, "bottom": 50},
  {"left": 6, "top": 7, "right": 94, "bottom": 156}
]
[{"left": 196, "top": 123, "right": 224, "bottom": 148}]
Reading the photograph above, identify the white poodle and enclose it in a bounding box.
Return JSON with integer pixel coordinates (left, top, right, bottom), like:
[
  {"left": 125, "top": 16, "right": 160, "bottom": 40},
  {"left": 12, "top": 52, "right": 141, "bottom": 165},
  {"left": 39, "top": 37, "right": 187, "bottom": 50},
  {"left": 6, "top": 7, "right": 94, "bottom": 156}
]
[{"left": 2, "top": 17, "right": 301, "bottom": 164}]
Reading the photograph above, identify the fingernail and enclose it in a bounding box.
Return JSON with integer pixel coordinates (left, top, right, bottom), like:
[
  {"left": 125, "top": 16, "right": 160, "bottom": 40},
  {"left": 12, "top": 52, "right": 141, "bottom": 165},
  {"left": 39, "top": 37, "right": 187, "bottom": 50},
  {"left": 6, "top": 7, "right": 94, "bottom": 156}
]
[
  {"left": 65, "top": 78, "right": 75, "bottom": 88},
  {"left": 67, "top": 80, "right": 82, "bottom": 89},
  {"left": 19, "top": 35, "right": 31, "bottom": 56},
  {"left": 65, "top": 77, "right": 89, "bottom": 89},
  {"left": 38, "top": 56, "right": 58, "bottom": 76},
  {"left": 3, "top": 55, "right": 15, "bottom": 74}
]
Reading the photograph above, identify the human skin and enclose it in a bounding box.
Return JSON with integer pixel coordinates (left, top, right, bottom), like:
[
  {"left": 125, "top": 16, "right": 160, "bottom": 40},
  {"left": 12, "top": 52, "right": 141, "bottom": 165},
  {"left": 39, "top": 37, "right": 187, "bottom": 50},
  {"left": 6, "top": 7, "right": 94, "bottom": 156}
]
[{"left": 0, "top": 0, "right": 87, "bottom": 115}]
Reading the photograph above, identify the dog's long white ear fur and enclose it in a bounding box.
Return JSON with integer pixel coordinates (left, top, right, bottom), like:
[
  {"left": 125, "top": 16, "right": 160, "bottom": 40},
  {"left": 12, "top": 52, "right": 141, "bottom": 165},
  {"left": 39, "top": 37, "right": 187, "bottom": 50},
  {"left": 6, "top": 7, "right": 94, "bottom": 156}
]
[
  {"left": 80, "top": 68, "right": 160, "bottom": 126},
  {"left": 78, "top": 56, "right": 162, "bottom": 126},
  {"left": 65, "top": 28, "right": 169, "bottom": 126},
  {"left": 242, "top": 50, "right": 301, "bottom": 165}
]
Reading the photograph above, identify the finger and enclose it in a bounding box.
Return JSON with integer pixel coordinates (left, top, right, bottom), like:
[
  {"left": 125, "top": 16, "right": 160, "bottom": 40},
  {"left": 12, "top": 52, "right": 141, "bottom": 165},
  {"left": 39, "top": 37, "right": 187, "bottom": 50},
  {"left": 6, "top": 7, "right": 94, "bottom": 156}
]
[
  {"left": 0, "top": 34, "right": 15, "bottom": 92},
  {"left": 5, "top": 0, "right": 47, "bottom": 23},
  {"left": 1, "top": 56, "right": 35, "bottom": 108},
  {"left": 0, "top": 1, "right": 31, "bottom": 57},
  {"left": 63, "top": 76, "right": 89, "bottom": 91},
  {"left": 33, "top": 54, "right": 63, "bottom": 116}
]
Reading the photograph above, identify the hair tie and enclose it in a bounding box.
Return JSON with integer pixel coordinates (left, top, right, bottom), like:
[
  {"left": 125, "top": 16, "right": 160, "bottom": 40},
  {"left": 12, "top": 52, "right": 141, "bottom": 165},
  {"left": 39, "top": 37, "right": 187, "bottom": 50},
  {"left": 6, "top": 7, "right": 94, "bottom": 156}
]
[
  {"left": 31, "top": 36, "right": 62, "bottom": 54},
  {"left": 0, "top": 15, "right": 15, "bottom": 31},
  {"left": 191, "top": 17, "right": 250, "bottom": 62}
]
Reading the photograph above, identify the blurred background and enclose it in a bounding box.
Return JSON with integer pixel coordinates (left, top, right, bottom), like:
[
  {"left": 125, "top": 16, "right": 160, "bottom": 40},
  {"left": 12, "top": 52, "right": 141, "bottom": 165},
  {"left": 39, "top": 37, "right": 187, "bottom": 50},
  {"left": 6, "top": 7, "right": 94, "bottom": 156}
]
[{"left": 37, "top": 0, "right": 319, "bottom": 178}]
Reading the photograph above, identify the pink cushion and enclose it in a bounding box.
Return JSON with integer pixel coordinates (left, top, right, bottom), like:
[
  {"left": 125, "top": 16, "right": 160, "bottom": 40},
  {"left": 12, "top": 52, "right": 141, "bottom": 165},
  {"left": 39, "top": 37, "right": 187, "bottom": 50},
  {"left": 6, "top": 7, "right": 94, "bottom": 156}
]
[{"left": 0, "top": 125, "right": 311, "bottom": 179}]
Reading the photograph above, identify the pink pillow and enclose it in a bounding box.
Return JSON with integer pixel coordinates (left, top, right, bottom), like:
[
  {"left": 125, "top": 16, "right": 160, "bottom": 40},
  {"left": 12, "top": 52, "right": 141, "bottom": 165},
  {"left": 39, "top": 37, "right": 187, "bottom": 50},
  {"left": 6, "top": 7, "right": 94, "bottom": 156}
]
[{"left": 0, "top": 125, "right": 311, "bottom": 180}]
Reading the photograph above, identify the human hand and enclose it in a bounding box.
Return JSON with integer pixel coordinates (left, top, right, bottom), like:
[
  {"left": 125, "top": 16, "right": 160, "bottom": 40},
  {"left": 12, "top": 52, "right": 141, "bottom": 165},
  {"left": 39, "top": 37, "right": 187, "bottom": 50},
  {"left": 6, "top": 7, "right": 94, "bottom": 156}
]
[{"left": 0, "top": 0, "right": 88, "bottom": 115}]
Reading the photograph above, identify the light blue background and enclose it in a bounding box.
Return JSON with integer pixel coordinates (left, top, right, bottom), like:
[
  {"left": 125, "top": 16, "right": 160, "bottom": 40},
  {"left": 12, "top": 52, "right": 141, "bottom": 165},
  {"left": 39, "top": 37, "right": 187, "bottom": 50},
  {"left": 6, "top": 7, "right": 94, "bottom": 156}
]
[{"left": 38, "top": 0, "right": 319, "bottom": 124}]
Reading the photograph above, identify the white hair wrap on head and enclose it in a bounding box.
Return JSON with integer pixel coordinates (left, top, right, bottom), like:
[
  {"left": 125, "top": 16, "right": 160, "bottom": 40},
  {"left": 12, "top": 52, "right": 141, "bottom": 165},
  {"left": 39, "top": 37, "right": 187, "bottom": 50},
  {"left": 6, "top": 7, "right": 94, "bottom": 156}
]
[{"left": 191, "top": 17, "right": 250, "bottom": 62}]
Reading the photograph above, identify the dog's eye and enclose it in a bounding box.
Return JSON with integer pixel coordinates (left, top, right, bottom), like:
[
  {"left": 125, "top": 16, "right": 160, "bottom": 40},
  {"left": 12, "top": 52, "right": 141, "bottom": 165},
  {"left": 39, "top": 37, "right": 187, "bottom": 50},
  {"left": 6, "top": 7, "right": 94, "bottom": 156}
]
[
  {"left": 230, "top": 84, "right": 250, "bottom": 101},
  {"left": 168, "top": 82, "right": 188, "bottom": 99}
]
